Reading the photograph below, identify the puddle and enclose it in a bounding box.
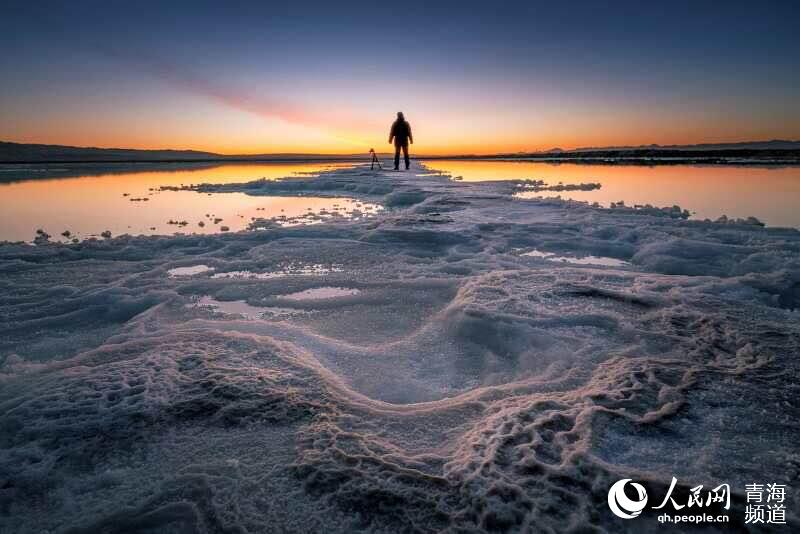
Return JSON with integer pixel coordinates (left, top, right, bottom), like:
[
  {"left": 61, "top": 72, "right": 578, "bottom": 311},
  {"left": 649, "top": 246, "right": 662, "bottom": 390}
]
[
  {"left": 278, "top": 287, "right": 360, "bottom": 300},
  {"left": 168, "top": 265, "right": 214, "bottom": 276},
  {"left": 521, "top": 250, "right": 555, "bottom": 259},
  {"left": 520, "top": 249, "right": 628, "bottom": 267},
  {"left": 194, "top": 296, "right": 302, "bottom": 319}
]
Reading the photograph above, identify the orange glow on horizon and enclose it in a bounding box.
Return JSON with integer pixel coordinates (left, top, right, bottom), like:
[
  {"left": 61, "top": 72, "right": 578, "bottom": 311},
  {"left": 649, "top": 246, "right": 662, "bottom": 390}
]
[
  {"left": 7, "top": 131, "right": 794, "bottom": 157},
  {"left": 4, "top": 92, "right": 798, "bottom": 157}
]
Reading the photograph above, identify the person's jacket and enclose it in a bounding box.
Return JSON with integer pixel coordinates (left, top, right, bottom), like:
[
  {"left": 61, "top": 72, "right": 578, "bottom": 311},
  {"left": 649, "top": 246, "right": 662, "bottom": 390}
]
[{"left": 389, "top": 120, "right": 413, "bottom": 146}]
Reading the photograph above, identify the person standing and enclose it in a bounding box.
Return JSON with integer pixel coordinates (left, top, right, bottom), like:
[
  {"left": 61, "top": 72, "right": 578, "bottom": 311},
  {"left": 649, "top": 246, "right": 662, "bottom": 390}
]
[{"left": 388, "top": 111, "right": 413, "bottom": 170}]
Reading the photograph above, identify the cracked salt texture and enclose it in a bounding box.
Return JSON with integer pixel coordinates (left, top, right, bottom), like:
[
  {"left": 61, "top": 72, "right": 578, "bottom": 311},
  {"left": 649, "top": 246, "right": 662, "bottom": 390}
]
[
  {"left": 211, "top": 264, "right": 342, "bottom": 279},
  {"left": 1, "top": 161, "right": 799, "bottom": 532}
]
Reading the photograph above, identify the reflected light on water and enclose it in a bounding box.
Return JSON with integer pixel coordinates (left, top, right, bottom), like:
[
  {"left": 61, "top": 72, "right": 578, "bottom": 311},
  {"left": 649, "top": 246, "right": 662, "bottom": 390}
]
[
  {"left": 0, "top": 162, "right": 373, "bottom": 242},
  {"left": 425, "top": 160, "right": 800, "bottom": 227}
]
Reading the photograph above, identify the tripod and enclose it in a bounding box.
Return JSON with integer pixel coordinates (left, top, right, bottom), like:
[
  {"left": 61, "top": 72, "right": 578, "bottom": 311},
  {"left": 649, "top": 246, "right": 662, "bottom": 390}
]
[{"left": 369, "top": 148, "right": 382, "bottom": 170}]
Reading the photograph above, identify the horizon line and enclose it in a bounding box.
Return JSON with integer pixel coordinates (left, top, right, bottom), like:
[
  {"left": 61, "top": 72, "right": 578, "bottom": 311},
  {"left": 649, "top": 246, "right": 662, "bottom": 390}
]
[{"left": 2, "top": 138, "right": 800, "bottom": 162}]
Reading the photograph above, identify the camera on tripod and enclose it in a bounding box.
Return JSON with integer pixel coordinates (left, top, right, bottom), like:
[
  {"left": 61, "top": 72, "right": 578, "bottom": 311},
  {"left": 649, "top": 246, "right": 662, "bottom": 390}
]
[{"left": 369, "top": 148, "right": 382, "bottom": 170}]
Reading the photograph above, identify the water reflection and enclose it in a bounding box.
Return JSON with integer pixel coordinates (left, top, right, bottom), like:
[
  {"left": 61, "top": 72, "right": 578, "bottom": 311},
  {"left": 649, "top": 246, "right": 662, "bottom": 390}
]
[
  {"left": 425, "top": 160, "right": 800, "bottom": 227},
  {"left": 0, "top": 162, "right": 375, "bottom": 242}
]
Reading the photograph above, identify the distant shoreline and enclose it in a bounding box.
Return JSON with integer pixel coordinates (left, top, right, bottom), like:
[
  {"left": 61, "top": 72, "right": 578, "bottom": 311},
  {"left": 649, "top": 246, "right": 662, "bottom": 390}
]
[
  {"left": 2, "top": 150, "right": 800, "bottom": 165},
  {"left": 0, "top": 157, "right": 368, "bottom": 165},
  {"left": 2, "top": 140, "right": 800, "bottom": 165}
]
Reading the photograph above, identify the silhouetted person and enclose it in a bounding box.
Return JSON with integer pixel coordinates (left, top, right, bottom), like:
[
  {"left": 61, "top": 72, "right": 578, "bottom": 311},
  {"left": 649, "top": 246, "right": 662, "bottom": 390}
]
[{"left": 388, "top": 111, "right": 413, "bottom": 170}]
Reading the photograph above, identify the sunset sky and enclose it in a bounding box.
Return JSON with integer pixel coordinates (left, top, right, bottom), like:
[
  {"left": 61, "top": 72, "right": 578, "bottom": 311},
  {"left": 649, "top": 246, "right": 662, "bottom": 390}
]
[{"left": 1, "top": 0, "right": 798, "bottom": 155}]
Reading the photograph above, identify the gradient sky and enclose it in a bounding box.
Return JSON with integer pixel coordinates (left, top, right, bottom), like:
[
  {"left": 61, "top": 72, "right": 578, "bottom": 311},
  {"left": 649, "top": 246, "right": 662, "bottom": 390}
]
[{"left": 1, "top": 0, "right": 798, "bottom": 155}]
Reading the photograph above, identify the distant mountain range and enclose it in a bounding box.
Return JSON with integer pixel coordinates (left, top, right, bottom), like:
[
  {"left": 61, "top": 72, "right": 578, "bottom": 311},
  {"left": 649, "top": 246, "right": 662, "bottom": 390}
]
[
  {"left": 0, "top": 141, "right": 363, "bottom": 163},
  {"left": 1, "top": 139, "right": 799, "bottom": 163},
  {"left": 546, "top": 140, "right": 800, "bottom": 153}
]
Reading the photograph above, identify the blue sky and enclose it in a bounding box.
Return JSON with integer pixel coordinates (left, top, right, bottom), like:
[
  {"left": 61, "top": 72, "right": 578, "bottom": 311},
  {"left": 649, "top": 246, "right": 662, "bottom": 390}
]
[{"left": 1, "top": 0, "right": 798, "bottom": 153}]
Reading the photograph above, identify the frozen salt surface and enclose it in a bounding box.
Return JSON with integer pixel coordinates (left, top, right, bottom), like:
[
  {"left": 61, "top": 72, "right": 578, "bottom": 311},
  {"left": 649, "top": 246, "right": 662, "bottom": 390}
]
[
  {"left": 167, "top": 264, "right": 214, "bottom": 276},
  {"left": 521, "top": 248, "right": 629, "bottom": 267},
  {"left": 278, "top": 286, "right": 360, "bottom": 300},
  {"left": 1, "top": 161, "right": 799, "bottom": 532},
  {"left": 211, "top": 263, "right": 342, "bottom": 279}
]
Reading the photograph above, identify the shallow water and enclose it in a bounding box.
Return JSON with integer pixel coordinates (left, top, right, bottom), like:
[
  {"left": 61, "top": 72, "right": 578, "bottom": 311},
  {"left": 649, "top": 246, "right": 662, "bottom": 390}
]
[
  {"left": 167, "top": 264, "right": 214, "bottom": 277},
  {"left": 0, "top": 161, "right": 377, "bottom": 242},
  {"left": 520, "top": 249, "right": 629, "bottom": 267},
  {"left": 279, "top": 286, "right": 361, "bottom": 300},
  {"left": 424, "top": 160, "right": 800, "bottom": 227},
  {"left": 194, "top": 295, "right": 302, "bottom": 319}
]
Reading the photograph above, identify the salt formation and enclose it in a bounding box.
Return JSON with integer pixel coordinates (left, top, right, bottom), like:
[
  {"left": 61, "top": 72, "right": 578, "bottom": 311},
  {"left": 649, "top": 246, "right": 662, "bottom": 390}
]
[
  {"left": 167, "top": 264, "right": 214, "bottom": 277},
  {"left": 0, "top": 163, "right": 798, "bottom": 532}
]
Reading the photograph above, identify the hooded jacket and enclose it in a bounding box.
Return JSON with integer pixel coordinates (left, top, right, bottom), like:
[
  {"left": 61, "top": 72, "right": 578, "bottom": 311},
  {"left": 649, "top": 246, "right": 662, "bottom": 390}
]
[{"left": 389, "top": 114, "right": 413, "bottom": 146}]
